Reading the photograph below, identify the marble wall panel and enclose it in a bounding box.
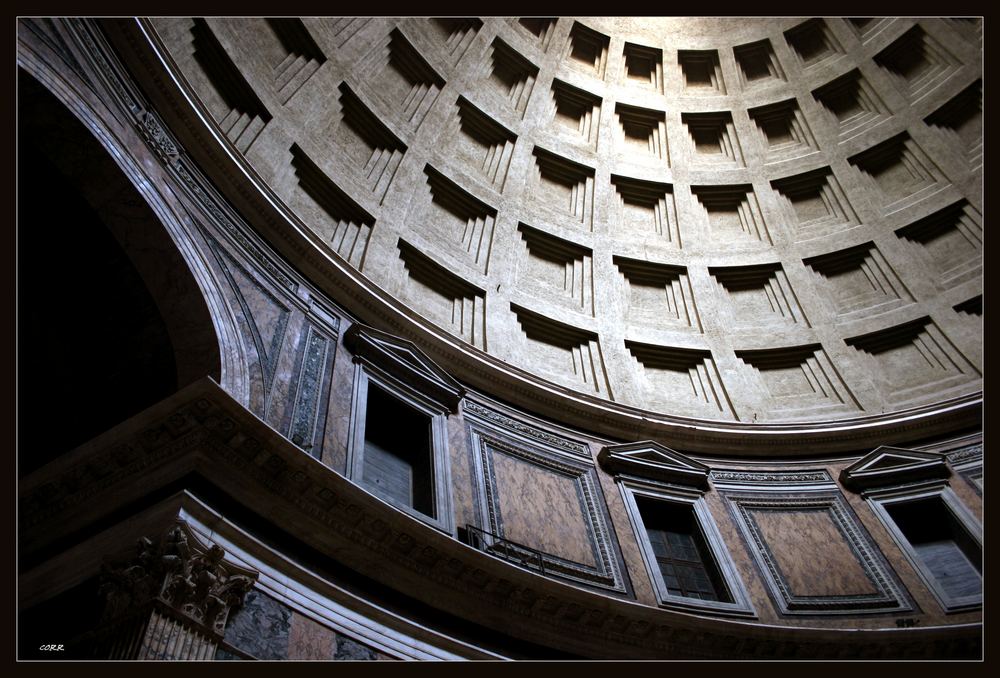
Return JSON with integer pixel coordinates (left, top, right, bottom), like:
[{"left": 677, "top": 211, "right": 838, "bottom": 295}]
[
  {"left": 223, "top": 590, "right": 292, "bottom": 660},
  {"left": 491, "top": 449, "right": 597, "bottom": 567},
  {"left": 724, "top": 490, "right": 912, "bottom": 616},
  {"left": 447, "top": 411, "right": 478, "bottom": 535},
  {"left": 751, "top": 508, "right": 879, "bottom": 597},
  {"left": 287, "top": 611, "right": 336, "bottom": 660}
]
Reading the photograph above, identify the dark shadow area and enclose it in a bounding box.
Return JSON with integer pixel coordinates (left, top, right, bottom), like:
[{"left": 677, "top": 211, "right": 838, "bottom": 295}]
[{"left": 18, "top": 129, "right": 178, "bottom": 474}]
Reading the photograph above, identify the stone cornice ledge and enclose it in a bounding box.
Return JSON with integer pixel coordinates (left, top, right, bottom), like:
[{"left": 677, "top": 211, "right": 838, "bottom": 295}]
[
  {"left": 18, "top": 378, "right": 981, "bottom": 660},
  {"left": 94, "top": 18, "right": 981, "bottom": 455}
]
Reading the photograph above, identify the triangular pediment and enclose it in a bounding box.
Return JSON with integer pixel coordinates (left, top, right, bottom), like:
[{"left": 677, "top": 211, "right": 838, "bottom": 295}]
[
  {"left": 840, "top": 446, "right": 950, "bottom": 492},
  {"left": 598, "top": 441, "right": 710, "bottom": 489},
  {"left": 344, "top": 323, "right": 464, "bottom": 411}
]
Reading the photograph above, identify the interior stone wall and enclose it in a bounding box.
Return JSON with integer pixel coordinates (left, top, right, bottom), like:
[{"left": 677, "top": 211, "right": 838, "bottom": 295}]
[
  {"left": 218, "top": 590, "right": 392, "bottom": 660},
  {"left": 16, "top": 16, "right": 983, "bottom": 659}
]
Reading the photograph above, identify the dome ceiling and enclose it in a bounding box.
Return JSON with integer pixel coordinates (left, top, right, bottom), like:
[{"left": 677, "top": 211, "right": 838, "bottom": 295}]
[{"left": 150, "top": 17, "right": 982, "bottom": 433}]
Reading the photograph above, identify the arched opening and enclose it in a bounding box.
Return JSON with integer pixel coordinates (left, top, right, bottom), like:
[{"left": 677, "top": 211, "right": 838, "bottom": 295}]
[{"left": 17, "top": 69, "right": 221, "bottom": 475}]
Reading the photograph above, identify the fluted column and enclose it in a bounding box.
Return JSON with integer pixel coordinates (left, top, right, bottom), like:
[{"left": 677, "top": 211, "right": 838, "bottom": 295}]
[{"left": 84, "top": 519, "right": 258, "bottom": 660}]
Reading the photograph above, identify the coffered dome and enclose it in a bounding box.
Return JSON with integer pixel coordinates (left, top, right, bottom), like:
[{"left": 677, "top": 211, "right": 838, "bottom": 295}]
[{"left": 150, "top": 16, "right": 981, "bottom": 436}]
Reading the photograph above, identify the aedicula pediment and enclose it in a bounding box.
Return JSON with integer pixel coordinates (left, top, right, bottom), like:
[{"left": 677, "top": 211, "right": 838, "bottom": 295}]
[
  {"left": 597, "top": 440, "right": 710, "bottom": 490},
  {"left": 344, "top": 322, "right": 464, "bottom": 411},
  {"left": 839, "top": 446, "right": 950, "bottom": 491}
]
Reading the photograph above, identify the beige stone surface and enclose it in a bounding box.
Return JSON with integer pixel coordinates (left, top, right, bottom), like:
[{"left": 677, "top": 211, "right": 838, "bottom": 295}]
[
  {"left": 491, "top": 449, "right": 597, "bottom": 567},
  {"left": 287, "top": 612, "right": 336, "bottom": 660},
  {"left": 751, "top": 508, "right": 879, "bottom": 597},
  {"left": 151, "top": 16, "right": 981, "bottom": 426}
]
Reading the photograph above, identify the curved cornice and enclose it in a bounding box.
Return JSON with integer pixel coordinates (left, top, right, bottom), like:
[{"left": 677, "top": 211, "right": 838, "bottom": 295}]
[{"left": 18, "top": 377, "right": 981, "bottom": 659}]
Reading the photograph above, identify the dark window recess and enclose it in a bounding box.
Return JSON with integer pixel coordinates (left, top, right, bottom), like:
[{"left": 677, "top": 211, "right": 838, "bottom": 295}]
[
  {"left": 361, "top": 385, "right": 435, "bottom": 517},
  {"left": 638, "top": 498, "right": 730, "bottom": 602},
  {"left": 886, "top": 499, "right": 981, "bottom": 599}
]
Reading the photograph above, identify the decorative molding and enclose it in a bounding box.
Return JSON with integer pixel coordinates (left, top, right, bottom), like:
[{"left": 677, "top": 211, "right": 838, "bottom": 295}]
[
  {"left": 840, "top": 446, "right": 951, "bottom": 492},
  {"left": 598, "top": 441, "right": 709, "bottom": 490},
  {"left": 20, "top": 18, "right": 93, "bottom": 86},
  {"left": 710, "top": 470, "right": 832, "bottom": 486},
  {"left": 63, "top": 18, "right": 300, "bottom": 296},
  {"left": 207, "top": 235, "right": 291, "bottom": 403},
  {"left": 946, "top": 444, "right": 982, "bottom": 466},
  {"left": 462, "top": 400, "right": 590, "bottom": 458},
  {"left": 138, "top": 109, "right": 180, "bottom": 161},
  {"left": 724, "top": 491, "right": 912, "bottom": 615},
  {"left": 344, "top": 322, "right": 464, "bottom": 413},
  {"left": 176, "top": 158, "right": 298, "bottom": 293},
  {"left": 18, "top": 379, "right": 980, "bottom": 658},
  {"left": 467, "top": 423, "right": 627, "bottom": 594},
  {"left": 66, "top": 18, "right": 144, "bottom": 118},
  {"left": 288, "top": 325, "right": 335, "bottom": 457}
]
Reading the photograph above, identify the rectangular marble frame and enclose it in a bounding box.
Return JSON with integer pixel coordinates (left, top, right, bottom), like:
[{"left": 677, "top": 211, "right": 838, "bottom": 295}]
[
  {"left": 463, "top": 402, "right": 628, "bottom": 595},
  {"left": 723, "top": 488, "right": 913, "bottom": 616}
]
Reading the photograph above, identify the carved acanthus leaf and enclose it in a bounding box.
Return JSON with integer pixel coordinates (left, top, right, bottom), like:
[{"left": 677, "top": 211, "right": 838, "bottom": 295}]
[{"left": 98, "top": 519, "right": 259, "bottom": 637}]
